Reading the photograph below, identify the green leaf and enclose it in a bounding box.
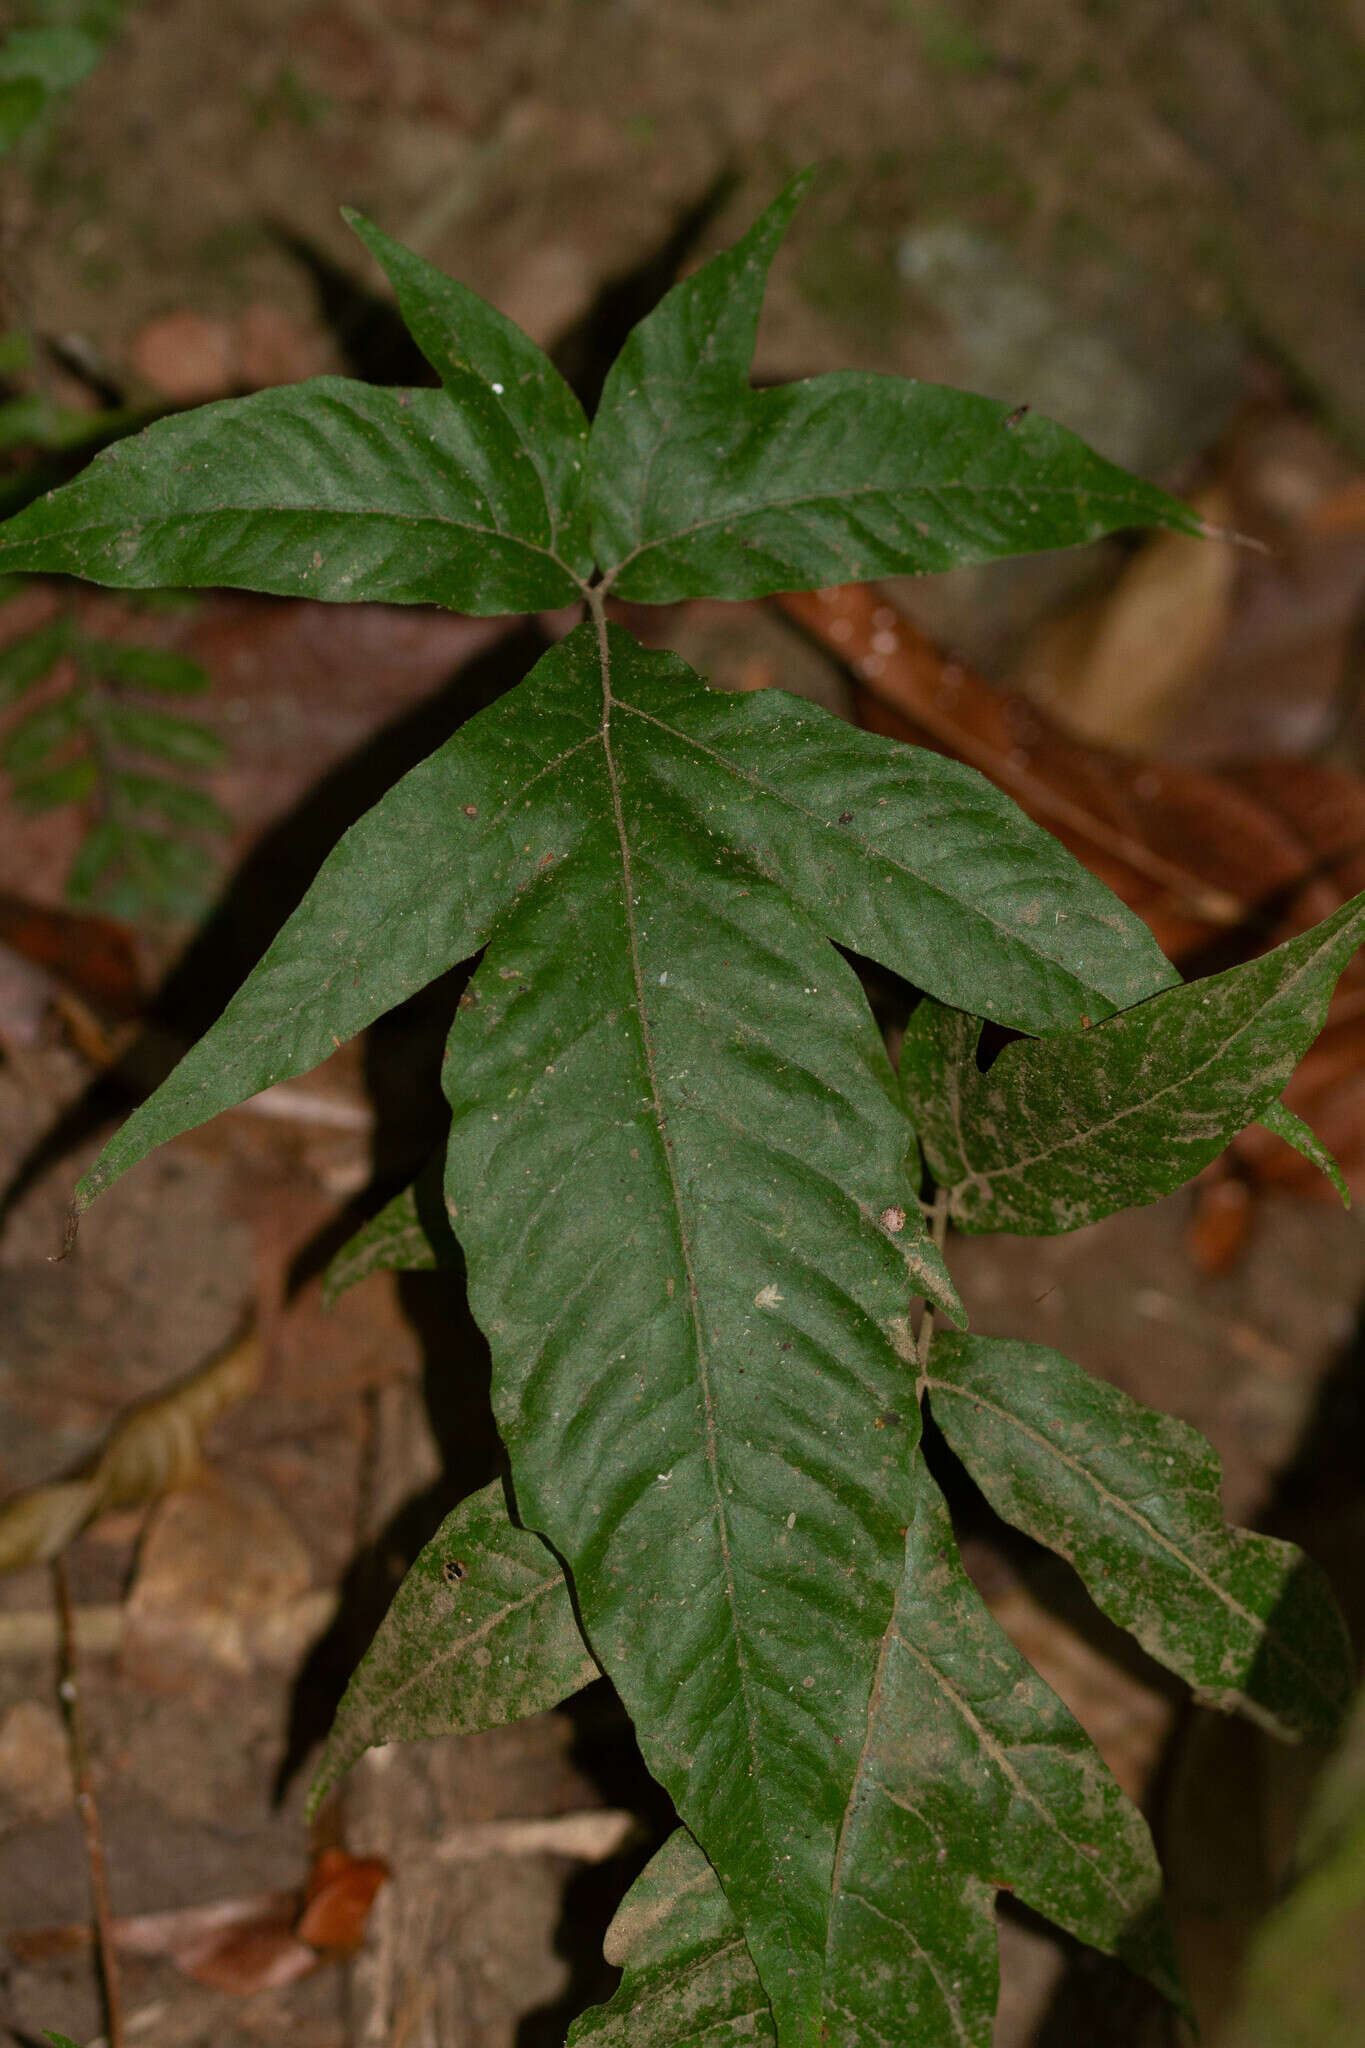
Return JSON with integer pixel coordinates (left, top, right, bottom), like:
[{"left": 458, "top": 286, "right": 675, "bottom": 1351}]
[
  {"left": 0, "top": 75, "right": 45, "bottom": 152},
  {"left": 115, "top": 771, "right": 229, "bottom": 833},
  {"left": 2, "top": 693, "right": 80, "bottom": 772},
  {"left": 102, "top": 703, "right": 225, "bottom": 768},
  {"left": 323, "top": 1152, "right": 458, "bottom": 1305},
  {"left": 74, "top": 630, "right": 611, "bottom": 1209},
  {"left": 925, "top": 1334, "right": 1353, "bottom": 1745},
  {"left": 900, "top": 891, "right": 1365, "bottom": 1233},
  {"left": 437, "top": 647, "right": 973, "bottom": 2038},
  {"left": 0, "top": 378, "right": 586, "bottom": 612},
  {"left": 1258, "top": 1097, "right": 1350, "bottom": 1208},
  {"left": 308, "top": 1477, "right": 598, "bottom": 1813},
  {"left": 616, "top": 671, "right": 1177, "bottom": 1030},
  {"left": 63, "top": 818, "right": 124, "bottom": 902},
  {"left": 344, "top": 209, "right": 593, "bottom": 581},
  {"left": 72, "top": 629, "right": 1188, "bottom": 2032},
  {"left": 80, "top": 640, "right": 210, "bottom": 693},
  {"left": 588, "top": 178, "right": 1200, "bottom": 604},
  {"left": 0, "top": 27, "right": 101, "bottom": 93},
  {"left": 574, "top": 1462, "right": 1181, "bottom": 2048},
  {"left": 0, "top": 615, "right": 71, "bottom": 705},
  {"left": 40, "top": 2032, "right": 85, "bottom": 2048},
  {"left": 14, "top": 754, "right": 96, "bottom": 810},
  {"left": 569, "top": 1831, "right": 775, "bottom": 2048},
  {"left": 816, "top": 1451, "right": 1180, "bottom": 2045}
]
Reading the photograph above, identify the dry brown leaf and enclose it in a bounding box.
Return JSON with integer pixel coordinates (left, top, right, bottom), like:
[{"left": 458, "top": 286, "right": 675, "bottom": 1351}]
[
  {"left": 1013, "top": 486, "right": 1236, "bottom": 752},
  {"left": 0, "top": 1332, "right": 261, "bottom": 1571},
  {"left": 5, "top": 1849, "right": 390, "bottom": 1992}
]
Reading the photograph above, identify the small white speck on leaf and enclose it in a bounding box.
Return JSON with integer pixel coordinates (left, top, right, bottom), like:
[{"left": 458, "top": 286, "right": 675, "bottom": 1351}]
[
  {"left": 755, "top": 1283, "right": 783, "bottom": 1309},
  {"left": 491, "top": 382, "right": 504, "bottom": 394},
  {"left": 879, "top": 1206, "right": 907, "bottom": 1234}
]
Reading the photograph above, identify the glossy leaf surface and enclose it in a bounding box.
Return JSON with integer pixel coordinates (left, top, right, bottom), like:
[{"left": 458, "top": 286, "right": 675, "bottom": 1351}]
[
  {"left": 310, "top": 1478, "right": 597, "bottom": 1810},
  {"left": 588, "top": 179, "right": 1201, "bottom": 604},
  {"left": 900, "top": 891, "right": 1365, "bottom": 1233},
  {"left": 926, "top": 1335, "right": 1352, "bottom": 1743}
]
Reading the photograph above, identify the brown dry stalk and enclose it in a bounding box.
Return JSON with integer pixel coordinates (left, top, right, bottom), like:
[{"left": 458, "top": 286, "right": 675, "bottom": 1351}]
[{"left": 52, "top": 1554, "right": 125, "bottom": 2048}]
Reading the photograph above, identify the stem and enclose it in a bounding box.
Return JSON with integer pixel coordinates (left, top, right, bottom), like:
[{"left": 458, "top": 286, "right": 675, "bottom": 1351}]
[
  {"left": 52, "top": 1555, "right": 124, "bottom": 2048},
  {"left": 915, "top": 1185, "right": 950, "bottom": 1392}
]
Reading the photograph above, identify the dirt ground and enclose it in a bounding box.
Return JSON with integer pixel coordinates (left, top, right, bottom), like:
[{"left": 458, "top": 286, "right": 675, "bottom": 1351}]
[{"left": 2, "top": 2, "right": 1365, "bottom": 2044}]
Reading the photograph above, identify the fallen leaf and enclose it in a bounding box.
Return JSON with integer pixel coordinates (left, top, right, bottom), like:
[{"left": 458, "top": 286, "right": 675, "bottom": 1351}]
[
  {"left": 5, "top": 1848, "right": 388, "bottom": 1991},
  {"left": 1014, "top": 486, "right": 1236, "bottom": 752},
  {"left": 295, "top": 1848, "right": 390, "bottom": 1950},
  {"left": 127, "top": 311, "right": 238, "bottom": 403},
  {"left": 0, "top": 892, "right": 141, "bottom": 1020},
  {"left": 0, "top": 1331, "right": 261, "bottom": 1571}
]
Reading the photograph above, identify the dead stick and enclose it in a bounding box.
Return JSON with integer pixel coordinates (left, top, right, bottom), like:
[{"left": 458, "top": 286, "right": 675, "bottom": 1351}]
[{"left": 52, "top": 1555, "right": 125, "bottom": 2048}]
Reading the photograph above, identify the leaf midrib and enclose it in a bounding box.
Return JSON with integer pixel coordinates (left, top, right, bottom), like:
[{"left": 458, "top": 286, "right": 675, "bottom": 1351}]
[
  {"left": 602, "top": 474, "right": 1166, "bottom": 589},
  {"left": 593, "top": 603, "right": 803, "bottom": 2000}
]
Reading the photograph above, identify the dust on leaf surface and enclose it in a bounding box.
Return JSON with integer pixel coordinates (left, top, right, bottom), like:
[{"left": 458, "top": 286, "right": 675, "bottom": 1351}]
[
  {"left": 309, "top": 1478, "right": 597, "bottom": 1811},
  {"left": 900, "top": 891, "right": 1365, "bottom": 1235},
  {"left": 817, "top": 1454, "right": 1180, "bottom": 2047},
  {"left": 926, "top": 1336, "right": 1352, "bottom": 1744}
]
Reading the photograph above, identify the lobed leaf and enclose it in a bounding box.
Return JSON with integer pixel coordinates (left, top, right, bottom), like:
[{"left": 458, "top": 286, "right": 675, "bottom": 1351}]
[
  {"left": 0, "top": 379, "right": 585, "bottom": 613},
  {"left": 309, "top": 1477, "right": 598, "bottom": 1811},
  {"left": 569, "top": 1831, "right": 775, "bottom": 2048},
  {"left": 588, "top": 178, "right": 1201, "bottom": 605},
  {"left": 74, "top": 633, "right": 605, "bottom": 1210},
  {"left": 900, "top": 889, "right": 1365, "bottom": 1233},
  {"left": 443, "top": 632, "right": 964, "bottom": 2037},
  {"left": 619, "top": 672, "right": 1177, "bottom": 1030},
  {"left": 925, "top": 1335, "right": 1353, "bottom": 1744},
  {"left": 817, "top": 1451, "right": 1180, "bottom": 2045},
  {"left": 344, "top": 208, "right": 593, "bottom": 581}
]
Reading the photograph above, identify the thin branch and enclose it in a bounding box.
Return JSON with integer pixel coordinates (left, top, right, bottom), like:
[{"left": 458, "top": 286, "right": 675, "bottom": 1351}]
[{"left": 52, "top": 1554, "right": 125, "bottom": 2048}]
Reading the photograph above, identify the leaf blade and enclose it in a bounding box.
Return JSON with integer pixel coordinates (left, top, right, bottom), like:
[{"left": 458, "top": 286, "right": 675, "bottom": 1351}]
[
  {"left": 0, "top": 379, "right": 584, "bottom": 612},
  {"left": 344, "top": 209, "right": 593, "bottom": 580},
  {"left": 901, "top": 890, "right": 1365, "bottom": 1233},
  {"left": 309, "top": 1477, "right": 597, "bottom": 1811},
  {"left": 443, "top": 628, "right": 962, "bottom": 2039},
  {"left": 613, "top": 671, "right": 1177, "bottom": 1030},
  {"left": 926, "top": 1334, "right": 1353, "bottom": 1744},
  {"left": 569, "top": 1832, "right": 775, "bottom": 2048},
  {"left": 75, "top": 634, "right": 605, "bottom": 1211},
  {"left": 322, "top": 1152, "right": 458, "bottom": 1305},
  {"left": 588, "top": 180, "right": 1199, "bottom": 604},
  {"left": 820, "top": 1451, "right": 1180, "bottom": 2047}
]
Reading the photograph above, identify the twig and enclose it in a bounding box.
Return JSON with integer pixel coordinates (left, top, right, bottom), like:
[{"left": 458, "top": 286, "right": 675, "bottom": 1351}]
[{"left": 52, "top": 1555, "right": 125, "bottom": 2048}]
